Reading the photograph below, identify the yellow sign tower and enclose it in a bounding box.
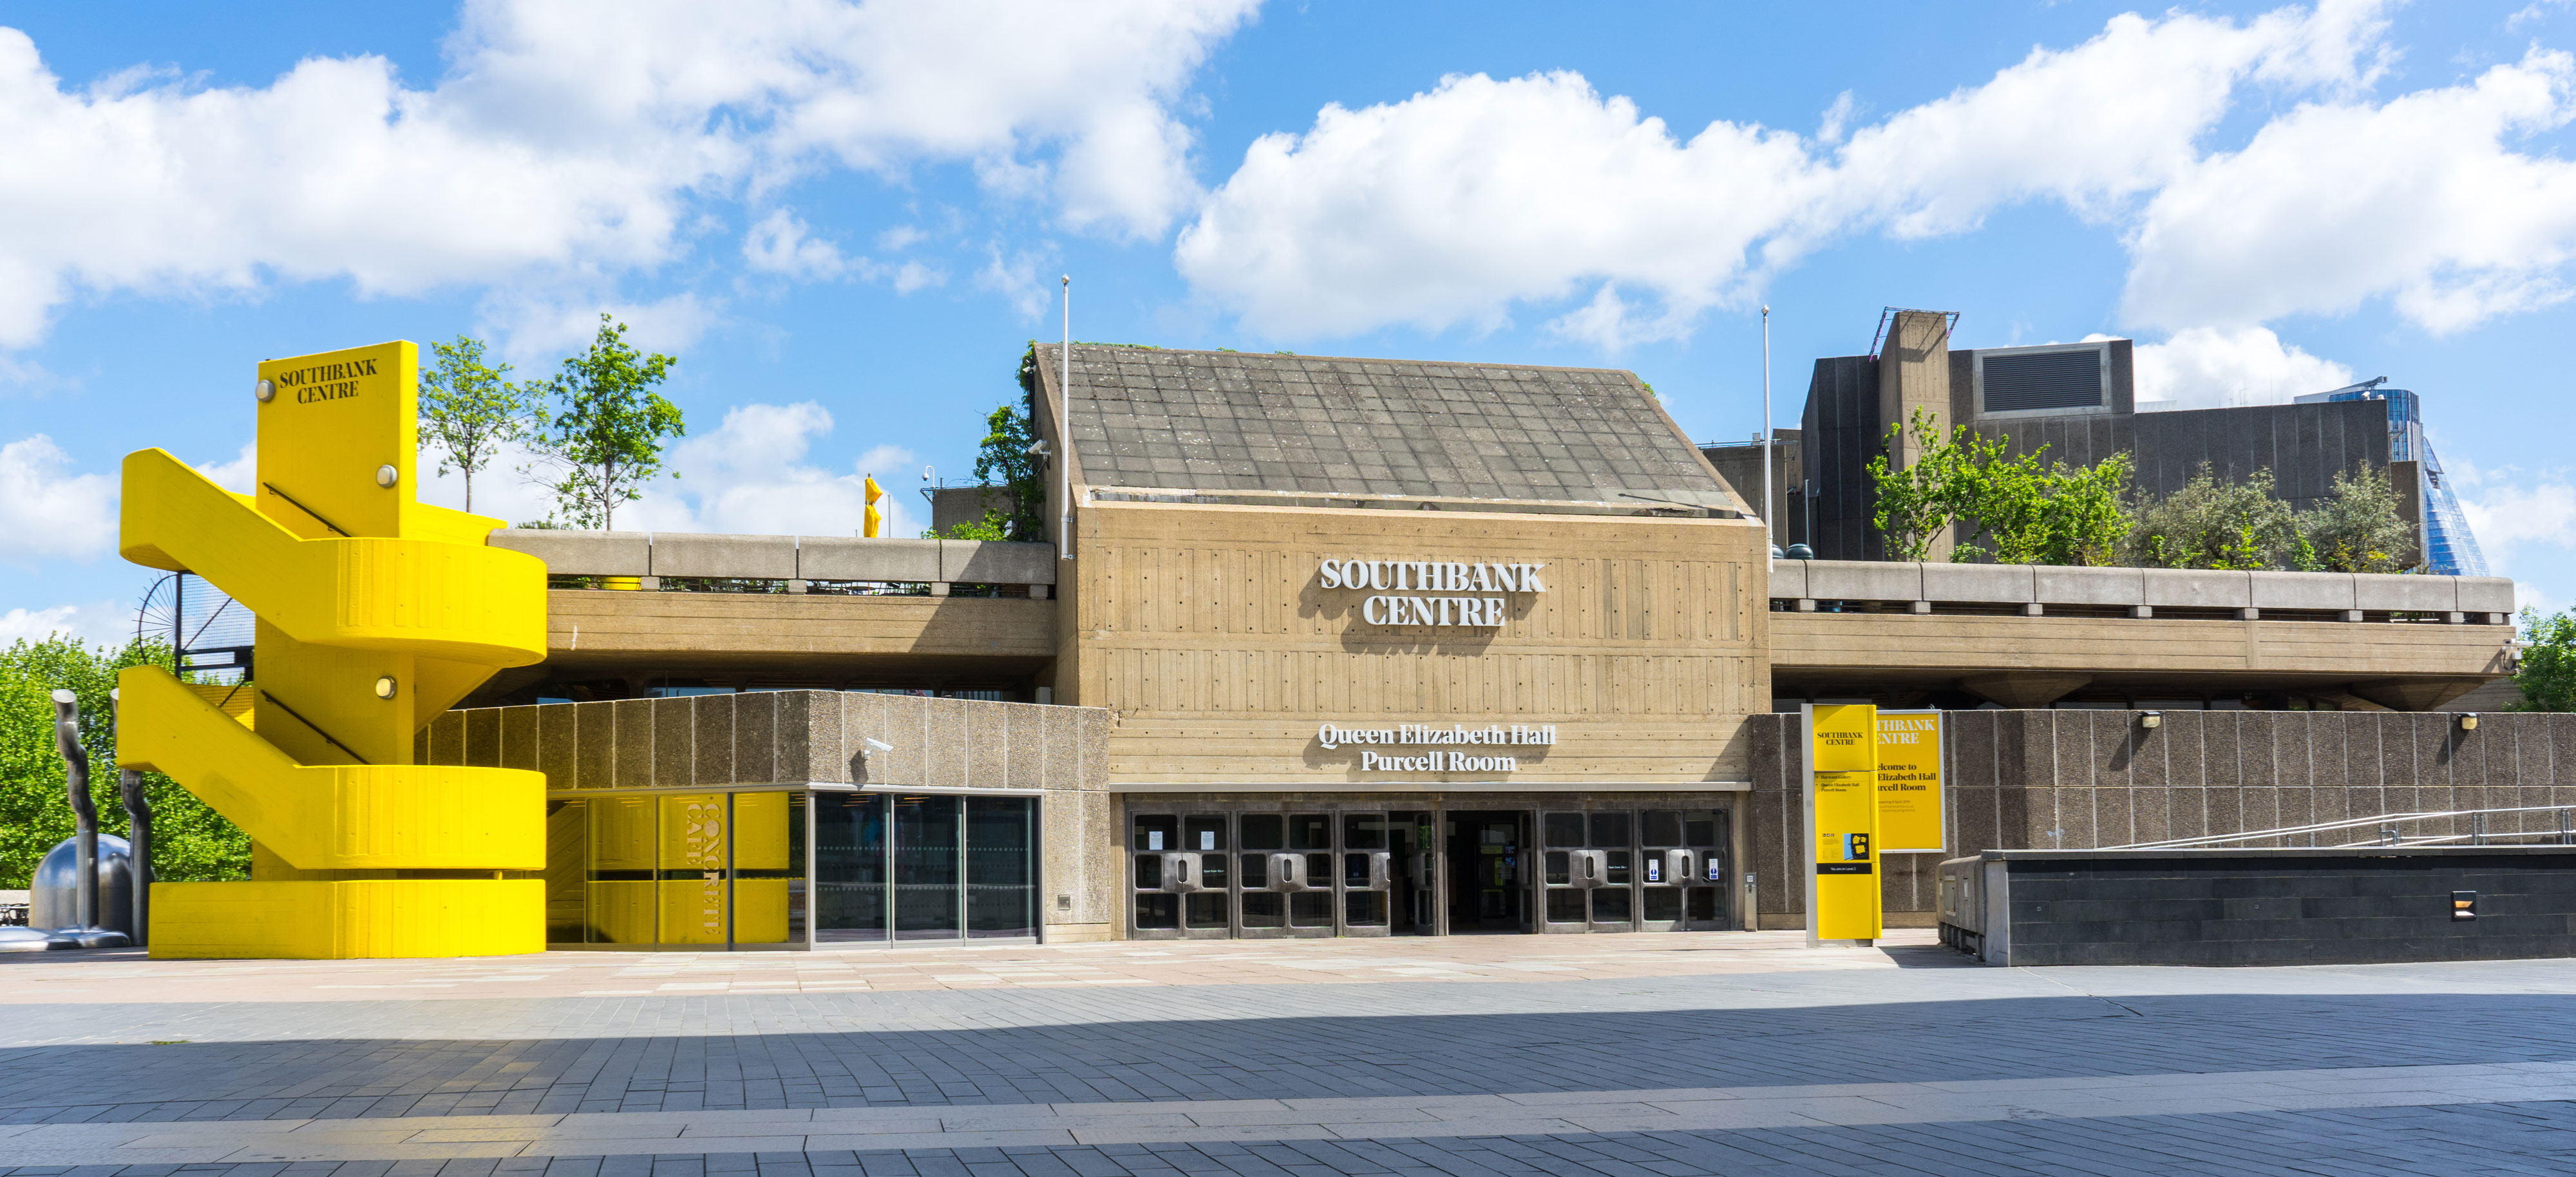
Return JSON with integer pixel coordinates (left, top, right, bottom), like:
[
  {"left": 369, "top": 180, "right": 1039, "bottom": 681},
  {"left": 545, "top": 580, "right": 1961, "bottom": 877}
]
[
  {"left": 115, "top": 342, "right": 551, "bottom": 958},
  {"left": 1804, "top": 703, "right": 1881, "bottom": 945}
]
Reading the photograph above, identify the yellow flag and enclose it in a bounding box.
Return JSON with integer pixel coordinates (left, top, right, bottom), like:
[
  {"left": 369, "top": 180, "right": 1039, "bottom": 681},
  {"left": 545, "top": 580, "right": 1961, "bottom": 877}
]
[{"left": 863, "top": 475, "right": 884, "bottom": 538}]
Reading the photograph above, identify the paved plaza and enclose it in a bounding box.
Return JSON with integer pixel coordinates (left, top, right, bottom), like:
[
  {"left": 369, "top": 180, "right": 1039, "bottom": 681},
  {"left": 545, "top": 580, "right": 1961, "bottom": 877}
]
[{"left": 3, "top": 932, "right": 2574, "bottom": 1176}]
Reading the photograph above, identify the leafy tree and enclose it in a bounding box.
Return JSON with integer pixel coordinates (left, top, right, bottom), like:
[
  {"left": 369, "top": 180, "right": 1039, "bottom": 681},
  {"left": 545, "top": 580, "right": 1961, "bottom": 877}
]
[
  {"left": 2512, "top": 608, "right": 2576, "bottom": 712},
  {"left": 524, "top": 315, "right": 684, "bottom": 530},
  {"left": 2300, "top": 462, "right": 2415, "bottom": 573},
  {"left": 419, "top": 335, "right": 528, "bottom": 514},
  {"left": 2122, "top": 464, "right": 2302, "bottom": 570},
  {"left": 1869, "top": 409, "right": 2132, "bottom": 566},
  {"left": 0, "top": 636, "right": 249, "bottom": 889}
]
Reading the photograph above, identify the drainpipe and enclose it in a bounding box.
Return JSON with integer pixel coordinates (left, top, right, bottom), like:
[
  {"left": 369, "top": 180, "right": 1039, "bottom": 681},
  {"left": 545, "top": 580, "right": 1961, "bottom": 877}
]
[{"left": 1059, "top": 276, "right": 1074, "bottom": 561}]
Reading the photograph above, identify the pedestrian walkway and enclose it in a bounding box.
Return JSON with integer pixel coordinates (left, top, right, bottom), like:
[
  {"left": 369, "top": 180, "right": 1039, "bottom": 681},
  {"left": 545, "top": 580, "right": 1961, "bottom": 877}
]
[{"left": 4, "top": 936, "right": 2574, "bottom": 1175}]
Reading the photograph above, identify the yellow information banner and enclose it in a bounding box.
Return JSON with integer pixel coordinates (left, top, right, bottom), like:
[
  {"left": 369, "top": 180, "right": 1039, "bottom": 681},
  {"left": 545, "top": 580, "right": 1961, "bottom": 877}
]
[
  {"left": 1875, "top": 710, "right": 1944, "bottom": 854},
  {"left": 1805, "top": 703, "right": 1880, "bottom": 943}
]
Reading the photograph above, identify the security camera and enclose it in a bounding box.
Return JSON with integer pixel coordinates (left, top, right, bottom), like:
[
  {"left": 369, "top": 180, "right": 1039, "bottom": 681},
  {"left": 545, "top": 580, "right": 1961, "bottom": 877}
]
[
  {"left": 860, "top": 737, "right": 893, "bottom": 762},
  {"left": 1025, "top": 440, "right": 1050, "bottom": 457}
]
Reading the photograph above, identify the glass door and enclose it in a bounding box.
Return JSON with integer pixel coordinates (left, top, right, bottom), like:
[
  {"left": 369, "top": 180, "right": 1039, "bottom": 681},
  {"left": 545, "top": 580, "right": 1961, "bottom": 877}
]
[
  {"left": 893, "top": 795, "right": 961, "bottom": 940},
  {"left": 1340, "top": 813, "right": 1392, "bottom": 936},
  {"left": 1181, "top": 814, "right": 1231, "bottom": 939},
  {"left": 966, "top": 797, "right": 1037, "bottom": 939},
  {"left": 1638, "top": 809, "right": 1686, "bottom": 932},
  {"left": 1237, "top": 813, "right": 1288, "bottom": 939},
  {"left": 815, "top": 793, "right": 888, "bottom": 943},
  {"left": 1540, "top": 811, "right": 1589, "bottom": 932},
  {"left": 1683, "top": 807, "right": 1731, "bottom": 931},
  {"left": 1286, "top": 812, "right": 1336, "bottom": 937},
  {"left": 1587, "top": 811, "right": 1634, "bottom": 932}
]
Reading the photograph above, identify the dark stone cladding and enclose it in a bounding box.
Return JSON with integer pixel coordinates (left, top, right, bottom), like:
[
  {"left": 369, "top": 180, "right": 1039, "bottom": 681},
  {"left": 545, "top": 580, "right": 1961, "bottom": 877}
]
[
  {"left": 1033, "top": 344, "right": 1739, "bottom": 509},
  {"left": 1987, "top": 848, "right": 2576, "bottom": 966},
  {"left": 420, "top": 690, "right": 1108, "bottom": 792}
]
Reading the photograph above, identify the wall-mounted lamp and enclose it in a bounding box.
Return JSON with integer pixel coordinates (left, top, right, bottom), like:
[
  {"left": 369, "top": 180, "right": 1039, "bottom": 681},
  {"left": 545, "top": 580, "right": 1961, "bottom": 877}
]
[
  {"left": 374, "top": 675, "right": 398, "bottom": 700},
  {"left": 2138, "top": 711, "right": 2162, "bottom": 730},
  {"left": 860, "top": 737, "right": 893, "bottom": 762},
  {"left": 2459, "top": 713, "right": 2479, "bottom": 731}
]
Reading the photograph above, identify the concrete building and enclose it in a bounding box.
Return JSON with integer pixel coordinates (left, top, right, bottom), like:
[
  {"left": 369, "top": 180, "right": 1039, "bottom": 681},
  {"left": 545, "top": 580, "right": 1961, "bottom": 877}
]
[
  {"left": 1705, "top": 309, "right": 2485, "bottom": 573},
  {"left": 389, "top": 343, "right": 2523, "bottom": 950}
]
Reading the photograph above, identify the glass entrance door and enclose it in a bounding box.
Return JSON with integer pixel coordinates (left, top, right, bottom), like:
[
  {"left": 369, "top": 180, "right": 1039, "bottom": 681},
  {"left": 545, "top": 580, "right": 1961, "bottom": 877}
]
[
  {"left": 817, "top": 791, "right": 1039, "bottom": 945},
  {"left": 1445, "top": 811, "right": 1528, "bottom": 933},
  {"left": 560, "top": 791, "right": 808, "bottom": 949}
]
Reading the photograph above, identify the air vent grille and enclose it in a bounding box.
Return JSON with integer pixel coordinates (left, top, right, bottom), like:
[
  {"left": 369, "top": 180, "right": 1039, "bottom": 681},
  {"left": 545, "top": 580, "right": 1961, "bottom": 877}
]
[{"left": 1982, "top": 350, "right": 2103, "bottom": 413}]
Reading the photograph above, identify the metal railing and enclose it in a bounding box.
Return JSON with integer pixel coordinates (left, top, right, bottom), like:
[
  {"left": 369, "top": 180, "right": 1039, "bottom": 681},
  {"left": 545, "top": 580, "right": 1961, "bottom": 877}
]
[{"left": 2111, "top": 804, "right": 2576, "bottom": 851}]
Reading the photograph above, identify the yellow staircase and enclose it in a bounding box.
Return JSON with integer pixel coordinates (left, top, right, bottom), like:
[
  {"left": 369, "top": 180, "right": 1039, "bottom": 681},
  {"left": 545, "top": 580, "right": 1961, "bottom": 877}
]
[{"left": 117, "top": 341, "right": 551, "bottom": 957}]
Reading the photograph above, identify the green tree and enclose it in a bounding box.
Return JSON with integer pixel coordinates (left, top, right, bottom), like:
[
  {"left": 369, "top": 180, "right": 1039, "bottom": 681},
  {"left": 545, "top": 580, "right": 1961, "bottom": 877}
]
[
  {"left": 2121, "top": 464, "right": 2302, "bottom": 570},
  {"left": 419, "top": 335, "right": 528, "bottom": 514},
  {"left": 1868, "top": 409, "right": 2131, "bottom": 566},
  {"left": 525, "top": 315, "right": 684, "bottom": 529},
  {"left": 2512, "top": 608, "right": 2576, "bottom": 711},
  {"left": 2300, "top": 462, "right": 2416, "bottom": 573},
  {"left": 1, "top": 636, "right": 249, "bottom": 889}
]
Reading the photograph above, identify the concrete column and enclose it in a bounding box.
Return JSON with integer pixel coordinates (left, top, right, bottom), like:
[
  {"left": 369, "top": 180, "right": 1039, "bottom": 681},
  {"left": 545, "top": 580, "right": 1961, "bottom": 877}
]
[{"left": 1877, "top": 309, "right": 1957, "bottom": 561}]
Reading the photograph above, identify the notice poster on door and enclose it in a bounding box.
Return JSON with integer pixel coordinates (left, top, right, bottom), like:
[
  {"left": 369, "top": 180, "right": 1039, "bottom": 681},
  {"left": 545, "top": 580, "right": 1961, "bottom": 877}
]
[
  {"left": 1875, "top": 711, "right": 1945, "bottom": 854},
  {"left": 1803, "top": 703, "right": 1882, "bottom": 945}
]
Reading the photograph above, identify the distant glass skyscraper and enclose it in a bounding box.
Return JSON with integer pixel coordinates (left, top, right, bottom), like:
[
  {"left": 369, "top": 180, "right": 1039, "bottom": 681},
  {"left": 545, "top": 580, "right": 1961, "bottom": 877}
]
[{"left": 2295, "top": 383, "right": 2489, "bottom": 576}]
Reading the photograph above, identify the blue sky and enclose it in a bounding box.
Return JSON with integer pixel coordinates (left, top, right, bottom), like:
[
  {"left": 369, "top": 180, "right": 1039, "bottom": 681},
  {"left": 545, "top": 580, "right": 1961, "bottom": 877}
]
[{"left": 6, "top": 0, "right": 2576, "bottom": 644}]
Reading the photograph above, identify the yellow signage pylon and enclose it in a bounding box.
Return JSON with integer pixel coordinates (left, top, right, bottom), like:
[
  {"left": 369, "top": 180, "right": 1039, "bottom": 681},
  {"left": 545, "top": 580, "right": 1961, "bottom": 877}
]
[{"left": 115, "top": 342, "right": 551, "bottom": 958}]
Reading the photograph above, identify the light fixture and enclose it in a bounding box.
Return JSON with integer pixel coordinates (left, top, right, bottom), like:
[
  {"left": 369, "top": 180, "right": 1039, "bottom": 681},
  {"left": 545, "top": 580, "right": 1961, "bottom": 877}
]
[
  {"left": 2459, "top": 713, "right": 2479, "bottom": 731},
  {"left": 255, "top": 379, "right": 276, "bottom": 402},
  {"left": 375, "top": 464, "right": 399, "bottom": 489},
  {"left": 374, "top": 675, "right": 399, "bottom": 700},
  {"left": 2138, "top": 711, "right": 2162, "bottom": 730}
]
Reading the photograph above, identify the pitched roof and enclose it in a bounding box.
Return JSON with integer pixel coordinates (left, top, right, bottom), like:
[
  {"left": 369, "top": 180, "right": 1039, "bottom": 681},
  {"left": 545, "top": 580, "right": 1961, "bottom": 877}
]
[{"left": 1034, "top": 344, "right": 1738, "bottom": 509}]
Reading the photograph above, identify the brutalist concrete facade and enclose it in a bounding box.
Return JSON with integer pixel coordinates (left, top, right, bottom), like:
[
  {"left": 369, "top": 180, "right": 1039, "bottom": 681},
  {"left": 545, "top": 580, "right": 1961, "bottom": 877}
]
[{"left": 1747, "top": 710, "right": 2576, "bottom": 930}]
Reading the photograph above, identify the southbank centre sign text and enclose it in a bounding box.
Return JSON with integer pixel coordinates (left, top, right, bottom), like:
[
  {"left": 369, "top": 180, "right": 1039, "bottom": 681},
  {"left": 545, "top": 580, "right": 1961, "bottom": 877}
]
[{"left": 1318, "top": 559, "right": 1546, "bottom": 628}]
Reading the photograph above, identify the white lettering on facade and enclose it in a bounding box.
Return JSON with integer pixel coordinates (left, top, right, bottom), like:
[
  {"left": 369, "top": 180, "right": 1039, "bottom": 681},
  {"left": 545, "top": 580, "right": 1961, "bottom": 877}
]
[{"left": 1323, "top": 558, "right": 1545, "bottom": 630}]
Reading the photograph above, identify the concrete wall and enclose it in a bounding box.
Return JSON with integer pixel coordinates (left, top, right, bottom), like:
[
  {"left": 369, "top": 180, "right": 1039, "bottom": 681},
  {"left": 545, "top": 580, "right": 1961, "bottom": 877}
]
[
  {"left": 422, "top": 690, "right": 1121, "bottom": 941},
  {"left": 1747, "top": 709, "right": 2576, "bottom": 929}
]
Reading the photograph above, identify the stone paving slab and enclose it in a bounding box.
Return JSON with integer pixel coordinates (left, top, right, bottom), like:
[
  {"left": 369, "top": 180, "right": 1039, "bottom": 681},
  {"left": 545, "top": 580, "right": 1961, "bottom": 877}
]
[
  {"left": 0, "top": 932, "right": 1957, "bottom": 1004},
  {"left": 6, "top": 1060, "right": 2575, "bottom": 1163}
]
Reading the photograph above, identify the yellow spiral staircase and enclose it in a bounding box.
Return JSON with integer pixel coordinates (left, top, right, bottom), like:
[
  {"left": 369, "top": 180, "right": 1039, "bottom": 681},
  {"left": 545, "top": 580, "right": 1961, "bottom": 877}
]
[{"left": 116, "top": 341, "right": 551, "bottom": 957}]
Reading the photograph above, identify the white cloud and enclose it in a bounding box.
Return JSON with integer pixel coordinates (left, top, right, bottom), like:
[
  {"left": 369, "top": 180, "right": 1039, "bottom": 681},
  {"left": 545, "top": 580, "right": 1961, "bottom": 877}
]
[
  {"left": 0, "top": 599, "right": 131, "bottom": 647},
  {"left": 743, "top": 207, "right": 948, "bottom": 292},
  {"left": 2461, "top": 478, "right": 2576, "bottom": 576},
  {"left": 1169, "top": 0, "right": 2576, "bottom": 346},
  {"left": 0, "top": 0, "right": 1256, "bottom": 347},
  {"left": 1176, "top": 3, "right": 2393, "bottom": 346},
  {"left": 622, "top": 401, "right": 918, "bottom": 537},
  {"left": 489, "top": 292, "right": 721, "bottom": 366},
  {"left": 2122, "top": 48, "right": 2576, "bottom": 334},
  {"left": 195, "top": 440, "right": 257, "bottom": 494},
  {"left": 0, "top": 434, "right": 117, "bottom": 561},
  {"left": 979, "top": 246, "right": 1060, "bottom": 319},
  {"left": 2126, "top": 326, "right": 2358, "bottom": 410}
]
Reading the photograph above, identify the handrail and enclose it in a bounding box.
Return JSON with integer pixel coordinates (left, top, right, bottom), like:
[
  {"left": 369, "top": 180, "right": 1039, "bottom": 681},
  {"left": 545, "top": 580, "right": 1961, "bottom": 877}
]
[{"left": 2111, "top": 804, "right": 2576, "bottom": 851}]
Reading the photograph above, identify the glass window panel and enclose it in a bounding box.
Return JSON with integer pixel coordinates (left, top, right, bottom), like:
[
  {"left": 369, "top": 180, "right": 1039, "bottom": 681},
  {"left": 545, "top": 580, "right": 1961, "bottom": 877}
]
[
  {"left": 1184, "top": 815, "right": 1227, "bottom": 852},
  {"left": 1134, "top": 854, "right": 1164, "bottom": 889},
  {"left": 1288, "top": 813, "right": 1332, "bottom": 850},
  {"left": 1544, "top": 813, "right": 1584, "bottom": 848},
  {"left": 1685, "top": 813, "right": 1720, "bottom": 848},
  {"left": 967, "top": 797, "right": 1036, "bottom": 939},
  {"left": 1591, "top": 889, "right": 1632, "bottom": 924},
  {"left": 1643, "top": 888, "right": 1683, "bottom": 922},
  {"left": 732, "top": 792, "right": 803, "bottom": 946},
  {"left": 1345, "top": 892, "right": 1386, "bottom": 927},
  {"left": 1289, "top": 892, "right": 1333, "bottom": 927},
  {"left": 1239, "top": 852, "right": 1269, "bottom": 889},
  {"left": 1343, "top": 813, "right": 1388, "bottom": 849},
  {"left": 893, "top": 795, "right": 960, "bottom": 940},
  {"left": 1185, "top": 892, "right": 1229, "bottom": 928},
  {"left": 1133, "top": 814, "right": 1177, "bottom": 852},
  {"left": 659, "top": 794, "right": 729, "bottom": 945},
  {"left": 1642, "top": 811, "right": 1683, "bottom": 848},
  {"left": 815, "top": 793, "right": 887, "bottom": 943},
  {"left": 1688, "top": 889, "right": 1718, "bottom": 920},
  {"left": 1545, "top": 850, "right": 1569, "bottom": 885},
  {"left": 545, "top": 800, "right": 587, "bottom": 945},
  {"left": 587, "top": 795, "right": 657, "bottom": 945},
  {"left": 1240, "top": 813, "right": 1284, "bottom": 850},
  {"left": 1135, "top": 894, "right": 1178, "bottom": 930},
  {"left": 1303, "top": 852, "right": 1332, "bottom": 887},
  {"left": 1546, "top": 889, "right": 1586, "bottom": 923},
  {"left": 1200, "top": 853, "right": 1228, "bottom": 889},
  {"left": 1589, "top": 812, "right": 1631, "bottom": 849},
  {"left": 1605, "top": 850, "right": 1631, "bottom": 885},
  {"left": 1241, "top": 892, "right": 1284, "bottom": 928},
  {"left": 1343, "top": 852, "right": 1372, "bottom": 887}
]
